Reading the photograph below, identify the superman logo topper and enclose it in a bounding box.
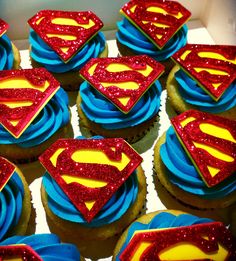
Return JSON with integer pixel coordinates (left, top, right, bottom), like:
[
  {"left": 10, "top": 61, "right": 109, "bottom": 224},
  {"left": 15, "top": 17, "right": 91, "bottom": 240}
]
[
  {"left": 0, "top": 68, "right": 60, "bottom": 138},
  {"left": 0, "top": 157, "right": 15, "bottom": 192},
  {"left": 171, "top": 110, "right": 236, "bottom": 187},
  {"left": 28, "top": 10, "right": 103, "bottom": 62},
  {"left": 80, "top": 55, "right": 164, "bottom": 113},
  {"left": 120, "top": 222, "right": 236, "bottom": 260},
  {"left": 120, "top": 0, "right": 191, "bottom": 49},
  {"left": 39, "top": 138, "right": 143, "bottom": 222},
  {"left": 0, "top": 18, "right": 9, "bottom": 37},
  {"left": 172, "top": 44, "right": 236, "bottom": 100}
]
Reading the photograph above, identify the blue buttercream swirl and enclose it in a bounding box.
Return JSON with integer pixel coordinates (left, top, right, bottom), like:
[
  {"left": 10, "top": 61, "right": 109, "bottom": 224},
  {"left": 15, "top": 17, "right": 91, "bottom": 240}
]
[
  {"left": 0, "top": 234, "right": 80, "bottom": 260},
  {"left": 0, "top": 172, "right": 24, "bottom": 241},
  {"left": 0, "top": 88, "right": 70, "bottom": 148},
  {"left": 0, "top": 34, "right": 14, "bottom": 70},
  {"left": 116, "top": 18, "right": 188, "bottom": 61},
  {"left": 29, "top": 29, "right": 106, "bottom": 73},
  {"left": 116, "top": 212, "right": 212, "bottom": 260},
  {"left": 80, "top": 80, "right": 162, "bottom": 130},
  {"left": 175, "top": 69, "right": 236, "bottom": 113},
  {"left": 160, "top": 126, "right": 236, "bottom": 199},
  {"left": 42, "top": 170, "right": 138, "bottom": 227}
]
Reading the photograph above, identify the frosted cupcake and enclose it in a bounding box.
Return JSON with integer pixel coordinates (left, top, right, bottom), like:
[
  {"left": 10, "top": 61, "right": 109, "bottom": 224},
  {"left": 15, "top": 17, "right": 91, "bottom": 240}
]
[{"left": 28, "top": 10, "right": 108, "bottom": 91}]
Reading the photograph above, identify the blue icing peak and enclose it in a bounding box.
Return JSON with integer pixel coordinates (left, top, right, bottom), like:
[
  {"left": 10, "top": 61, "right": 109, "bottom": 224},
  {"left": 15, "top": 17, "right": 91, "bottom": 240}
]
[
  {"left": 0, "top": 34, "right": 14, "bottom": 70},
  {"left": 160, "top": 126, "right": 236, "bottom": 199},
  {"left": 116, "top": 18, "right": 188, "bottom": 61},
  {"left": 0, "top": 234, "right": 80, "bottom": 260},
  {"left": 175, "top": 69, "right": 236, "bottom": 113},
  {"left": 29, "top": 29, "right": 106, "bottom": 73}
]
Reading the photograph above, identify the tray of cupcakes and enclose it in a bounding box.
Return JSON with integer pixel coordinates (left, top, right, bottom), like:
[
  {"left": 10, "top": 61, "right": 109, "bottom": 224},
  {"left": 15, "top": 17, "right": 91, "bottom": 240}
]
[{"left": 0, "top": 0, "right": 235, "bottom": 260}]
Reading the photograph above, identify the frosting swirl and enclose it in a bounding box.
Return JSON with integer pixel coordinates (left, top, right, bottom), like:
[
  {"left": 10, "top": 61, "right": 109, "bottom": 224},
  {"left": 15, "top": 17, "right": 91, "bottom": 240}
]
[
  {"left": 0, "top": 88, "right": 70, "bottom": 148},
  {"left": 80, "top": 80, "right": 162, "bottom": 130},
  {"left": 0, "top": 233, "right": 80, "bottom": 260},
  {"left": 0, "top": 34, "right": 14, "bottom": 70},
  {"left": 0, "top": 172, "right": 24, "bottom": 241},
  {"left": 116, "top": 212, "right": 212, "bottom": 260},
  {"left": 175, "top": 69, "right": 236, "bottom": 113},
  {"left": 116, "top": 18, "right": 188, "bottom": 61},
  {"left": 160, "top": 126, "right": 236, "bottom": 199},
  {"left": 29, "top": 30, "right": 106, "bottom": 73}
]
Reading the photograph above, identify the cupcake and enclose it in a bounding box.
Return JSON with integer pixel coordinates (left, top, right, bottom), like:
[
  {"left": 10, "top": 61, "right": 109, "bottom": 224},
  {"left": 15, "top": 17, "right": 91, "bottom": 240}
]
[
  {"left": 0, "top": 234, "right": 82, "bottom": 260},
  {"left": 39, "top": 136, "right": 147, "bottom": 259},
  {"left": 113, "top": 210, "right": 236, "bottom": 260},
  {"left": 0, "top": 18, "right": 20, "bottom": 70},
  {"left": 154, "top": 110, "right": 236, "bottom": 210},
  {"left": 0, "top": 68, "right": 71, "bottom": 163},
  {"left": 77, "top": 55, "right": 164, "bottom": 143},
  {"left": 28, "top": 10, "right": 108, "bottom": 91},
  {"left": 167, "top": 44, "right": 236, "bottom": 120},
  {"left": 0, "top": 157, "right": 32, "bottom": 241},
  {"left": 116, "top": 0, "right": 191, "bottom": 76}
]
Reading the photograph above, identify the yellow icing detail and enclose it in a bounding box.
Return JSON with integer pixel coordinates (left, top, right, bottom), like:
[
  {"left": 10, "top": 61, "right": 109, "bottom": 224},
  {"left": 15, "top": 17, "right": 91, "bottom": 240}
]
[
  {"left": 143, "top": 20, "right": 170, "bottom": 28},
  {"left": 50, "top": 148, "right": 66, "bottom": 167},
  {"left": 60, "top": 47, "right": 69, "bottom": 53},
  {"left": 85, "top": 200, "right": 96, "bottom": 210},
  {"left": 88, "top": 63, "right": 98, "bottom": 76},
  {"left": 118, "top": 97, "right": 130, "bottom": 106},
  {"left": 0, "top": 100, "right": 33, "bottom": 109},
  {"left": 131, "top": 242, "right": 152, "bottom": 261},
  {"left": 156, "top": 34, "right": 162, "bottom": 39},
  {"left": 46, "top": 33, "right": 77, "bottom": 40},
  {"left": 130, "top": 5, "right": 137, "bottom": 13},
  {"left": 101, "top": 81, "right": 139, "bottom": 90},
  {"left": 212, "top": 83, "right": 221, "bottom": 89},
  {"left": 198, "top": 51, "right": 236, "bottom": 65},
  {"left": 193, "top": 141, "right": 234, "bottom": 162},
  {"left": 194, "top": 67, "right": 228, "bottom": 76},
  {"left": 51, "top": 17, "right": 95, "bottom": 29},
  {"left": 36, "top": 16, "right": 45, "bottom": 25},
  {"left": 180, "top": 117, "right": 196, "bottom": 128},
  {"left": 105, "top": 63, "right": 153, "bottom": 77},
  {"left": 159, "top": 242, "right": 228, "bottom": 260},
  {"left": 5, "top": 258, "right": 23, "bottom": 261},
  {"left": 146, "top": 6, "right": 183, "bottom": 19},
  {"left": 0, "top": 78, "right": 50, "bottom": 92},
  {"left": 207, "top": 166, "right": 220, "bottom": 177},
  {"left": 9, "top": 120, "right": 19, "bottom": 127},
  {"left": 61, "top": 175, "right": 107, "bottom": 188},
  {"left": 71, "top": 149, "right": 130, "bottom": 171},
  {"left": 180, "top": 50, "right": 191, "bottom": 61},
  {"left": 199, "top": 123, "right": 236, "bottom": 143}
]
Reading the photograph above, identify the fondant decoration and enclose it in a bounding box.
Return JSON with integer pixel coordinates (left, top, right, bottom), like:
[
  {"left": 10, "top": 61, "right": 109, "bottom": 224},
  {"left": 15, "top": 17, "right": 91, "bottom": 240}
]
[
  {"left": 0, "top": 19, "right": 8, "bottom": 37},
  {"left": 0, "top": 157, "right": 15, "bottom": 192},
  {"left": 28, "top": 10, "right": 103, "bottom": 62},
  {"left": 171, "top": 110, "right": 236, "bottom": 187},
  {"left": 120, "top": 0, "right": 191, "bottom": 49},
  {"left": 39, "top": 138, "right": 142, "bottom": 222},
  {"left": 172, "top": 44, "right": 236, "bottom": 101},
  {"left": 0, "top": 68, "right": 60, "bottom": 138},
  {"left": 80, "top": 55, "right": 164, "bottom": 113}
]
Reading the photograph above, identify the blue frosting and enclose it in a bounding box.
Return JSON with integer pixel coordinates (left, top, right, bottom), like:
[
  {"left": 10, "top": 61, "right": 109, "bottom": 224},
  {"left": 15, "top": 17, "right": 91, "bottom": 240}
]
[
  {"left": 175, "top": 69, "right": 236, "bottom": 113},
  {"left": 160, "top": 126, "right": 236, "bottom": 199},
  {"left": 0, "top": 88, "right": 70, "bottom": 148},
  {"left": 29, "top": 30, "right": 106, "bottom": 73},
  {"left": 0, "top": 34, "right": 14, "bottom": 70},
  {"left": 80, "top": 80, "right": 162, "bottom": 130},
  {"left": 116, "top": 18, "right": 188, "bottom": 61},
  {"left": 42, "top": 170, "right": 138, "bottom": 227},
  {"left": 116, "top": 212, "right": 212, "bottom": 260},
  {"left": 0, "top": 172, "right": 24, "bottom": 241},
  {"left": 0, "top": 234, "right": 80, "bottom": 260}
]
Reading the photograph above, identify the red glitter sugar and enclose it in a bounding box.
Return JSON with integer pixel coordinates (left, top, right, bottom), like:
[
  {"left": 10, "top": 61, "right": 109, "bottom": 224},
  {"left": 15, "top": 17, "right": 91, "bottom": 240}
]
[
  {"left": 121, "top": 0, "right": 191, "bottom": 49},
  {"left": 0, "top": 157, "right": 15, "bottom": 191},
  {"left": 171, "top": 110, "right": 236, "bottom": 187},
  {"left": 28, "top": 10, "right": 103, "bottom": 62},
  {"left": 80, "top": 55, "right": 164, "bottom": 113},
  {"left": 0, "top": 18, "right": 9, "bottom": 37}
]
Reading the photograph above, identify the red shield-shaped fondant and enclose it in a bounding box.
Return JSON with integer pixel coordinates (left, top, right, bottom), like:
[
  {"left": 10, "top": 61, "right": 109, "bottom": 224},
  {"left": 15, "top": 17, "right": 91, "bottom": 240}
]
[
  {"left": 0, "top": 157, "right": 15, "bottom": 191},
  {"left": 121, "top": 0, "right": 191, "bottom": 49},
  {"left": 0, "top": 19, "right": 9, "bottom": 37},
  {"left": 28, "top": 10, "right": 103, "bottom": 62},
  {"left": 171, "top": 110, "right": 236, "bottom": 187},
  {"left": 120, "top": 222, "right": 235, "bottom": 260},
  {"left": 0, "top": 68, "right": 60, "bottom": 138},
  {"left": 39, "top": 138, "right": 142, "bottom": 222},
  {"left": 80, "top": 55, "right": 164, "bottom": 113},
  {"left": 172, "top": 44, "right": 236, "bottom": 101}
]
